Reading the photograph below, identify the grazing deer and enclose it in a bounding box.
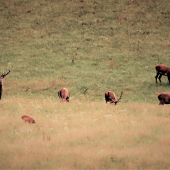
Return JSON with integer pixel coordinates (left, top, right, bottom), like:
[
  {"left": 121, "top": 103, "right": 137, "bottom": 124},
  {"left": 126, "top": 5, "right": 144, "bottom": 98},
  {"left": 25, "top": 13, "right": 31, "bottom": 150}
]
[
  {"left": 21, "top": 115, "right": 36, "bottom": 123},
  {"left": 105, "top": 91, "right": 123, "bottom": 105},
  {"left": 155, "top": 64, "right": 170, "bottom": 84},
  {"left": 58, "top": 88, "right": 70, "bottom": 102},
  {"left": 155, "top": 92, "right": 170, "bottom": 105},
  {"left": 0, "top": 69, "right": 10, "bottom": 100}
]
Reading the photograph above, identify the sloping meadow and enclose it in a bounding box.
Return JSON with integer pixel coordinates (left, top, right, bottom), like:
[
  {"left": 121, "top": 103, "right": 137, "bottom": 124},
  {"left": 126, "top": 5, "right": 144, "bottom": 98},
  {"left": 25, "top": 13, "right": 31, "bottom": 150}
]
[
  {"left": 1, "top": 0, "right": 170, "bottom": 169},
  {"left": 1, "top": 0, "right": 170, "bottom": 102}
]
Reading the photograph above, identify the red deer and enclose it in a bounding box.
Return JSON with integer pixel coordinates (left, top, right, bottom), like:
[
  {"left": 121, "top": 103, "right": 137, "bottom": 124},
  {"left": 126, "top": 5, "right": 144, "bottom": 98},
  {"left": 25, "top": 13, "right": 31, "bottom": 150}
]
[
  {"left": 155, "top": 92, "right": 170, "bottom": 105},
  {"left": 155, "top": 64, "right": 170, "bottom": 84},
  {"left": 105, "top": 91, "right": 123, "bottom": 105},
  {"left": 21, "top": 115, "right": 36, "bottom": 123},
  {"left": 58, "top": 88, "right": 70, "bottom": 102},
  {"left": 0, "top": 69, "right": 10, "bottom": 100}
]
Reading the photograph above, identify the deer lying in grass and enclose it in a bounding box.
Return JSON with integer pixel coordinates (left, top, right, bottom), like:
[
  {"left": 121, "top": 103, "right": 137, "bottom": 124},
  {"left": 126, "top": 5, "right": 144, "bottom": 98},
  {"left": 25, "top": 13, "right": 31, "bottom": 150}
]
[
  {"left": 155, "top": 92, "right": 170, "bottom": 105},
  {"left": 105, "top": 91, "right": 123, "bottom": 105},
  {"left": 58, "top": 88, "right": 70, "bottom": 102},
  {"left": 0, "top": 69, "right": 10, "bottom": 100},
  {"left": 21, "top": 115, "right": 36, "bottom": 123},
  {"left": 155, "top": 64, "right": 170, "bottom": 84}
]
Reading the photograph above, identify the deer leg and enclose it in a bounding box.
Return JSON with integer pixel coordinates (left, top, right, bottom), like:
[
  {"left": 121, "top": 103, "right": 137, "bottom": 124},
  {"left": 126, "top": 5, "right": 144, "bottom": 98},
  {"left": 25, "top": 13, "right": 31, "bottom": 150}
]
[
  {"left": 66, "top": 96, "right": 69, "bottom": 102},
  {"left": 155, "top": 73, "right": 159, "bottom": 83},
  {"left": 159, "top": 101, "right": 164, "bottom": 105},
  {"left": 158, "top": 74, "right": 162, "bottom": 83},
  {"left": 158, "top": 97, "right": 165, "bottom": 105},
  {"left": 167, "top": 76, "right": 170, "bottom": 84}
]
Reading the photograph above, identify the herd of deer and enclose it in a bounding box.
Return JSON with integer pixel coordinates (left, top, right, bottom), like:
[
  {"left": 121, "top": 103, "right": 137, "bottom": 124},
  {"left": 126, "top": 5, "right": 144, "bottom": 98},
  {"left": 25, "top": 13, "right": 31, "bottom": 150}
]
[
  {"left": 57, "top": 64, "right": 170, "bottom": 106},
  {"left": 0, "top": 64, "right": 170, "bottom": 123}
]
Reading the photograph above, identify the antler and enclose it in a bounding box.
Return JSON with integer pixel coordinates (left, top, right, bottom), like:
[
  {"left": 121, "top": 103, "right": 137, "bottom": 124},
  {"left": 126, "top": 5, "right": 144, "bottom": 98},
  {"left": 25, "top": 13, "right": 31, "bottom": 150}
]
[
  {"left": 109, "top": 91, "right": 123, "bottom": 105},
  {"left": 116, "top": 91, "right": 123, "bottom": 103},
  {"left": 1, "top": 69, "right": 10, "bottom": 78}
]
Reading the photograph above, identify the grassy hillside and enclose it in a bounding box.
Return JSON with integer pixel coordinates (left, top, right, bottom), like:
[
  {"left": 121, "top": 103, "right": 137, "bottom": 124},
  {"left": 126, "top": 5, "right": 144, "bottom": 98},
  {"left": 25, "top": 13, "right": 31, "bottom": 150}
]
[
  {"left": 1, "top": 0, "right": 170, "bottom": 169},
  {"left": 1, "top": 0, "right": 170, "bottom": 102}
]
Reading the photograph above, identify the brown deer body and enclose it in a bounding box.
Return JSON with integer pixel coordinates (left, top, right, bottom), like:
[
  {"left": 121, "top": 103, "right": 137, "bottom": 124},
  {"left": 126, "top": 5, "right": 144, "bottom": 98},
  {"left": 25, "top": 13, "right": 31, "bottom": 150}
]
[
  {"left": 155, "top": 92, "right": 170, "bottom": 105},
  {"left": 0, "top": 69, "right": 10, "bottom": 100},
  {"left": 21, "top": 115, "right": 36, "bottom": 123},
  {"left": 105, "top": 91, "right": 123, "bottom": 105},
  {"left": 58, "top": 88, "right": 70, "bottom": 102},
  {"left": 155, "top": 64, "right": 170, "bottom": 84}
]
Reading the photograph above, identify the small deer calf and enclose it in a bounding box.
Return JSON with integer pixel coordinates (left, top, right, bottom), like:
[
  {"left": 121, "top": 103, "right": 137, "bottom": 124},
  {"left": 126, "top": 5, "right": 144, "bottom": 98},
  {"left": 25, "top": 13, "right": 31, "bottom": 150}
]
[{"left": 21, "top": 115, "right": 36, "bottom": 123}]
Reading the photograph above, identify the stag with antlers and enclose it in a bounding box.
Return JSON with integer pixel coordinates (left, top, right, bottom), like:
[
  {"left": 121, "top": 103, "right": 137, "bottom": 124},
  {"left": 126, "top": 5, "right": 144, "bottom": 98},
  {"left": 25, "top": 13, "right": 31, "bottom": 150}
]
[
  {"left": 105, "top": 91, "right": 123, "bottom": 105},
  {"left": 0, "top": 69, "right": 10, "bottom": 100}
]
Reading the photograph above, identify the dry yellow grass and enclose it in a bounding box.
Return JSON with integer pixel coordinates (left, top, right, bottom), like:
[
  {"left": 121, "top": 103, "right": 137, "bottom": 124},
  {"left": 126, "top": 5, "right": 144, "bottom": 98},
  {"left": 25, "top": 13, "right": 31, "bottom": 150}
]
[
  {"left": 4, "top": 78, "right": 69, "bottom": 93},
  {"left": 0, "top": 97, "right": 170, "bottom": 169}
]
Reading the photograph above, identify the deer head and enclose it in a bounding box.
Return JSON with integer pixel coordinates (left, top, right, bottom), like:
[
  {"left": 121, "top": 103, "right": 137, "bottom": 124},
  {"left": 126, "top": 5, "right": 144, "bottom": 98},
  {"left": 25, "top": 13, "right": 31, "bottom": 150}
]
[{"left": 110, "top": 91, "right": 123, "bottom": 105}]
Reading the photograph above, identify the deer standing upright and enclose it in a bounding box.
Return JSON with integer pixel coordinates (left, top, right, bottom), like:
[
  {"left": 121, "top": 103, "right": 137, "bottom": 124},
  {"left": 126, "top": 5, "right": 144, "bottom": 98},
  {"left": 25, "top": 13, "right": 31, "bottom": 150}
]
[
  {"left": 0, "top": 69, "right": 10, "bottom": 100},
  {"left": 155, "top": 64, "right": 170, "bottom": 84}
]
